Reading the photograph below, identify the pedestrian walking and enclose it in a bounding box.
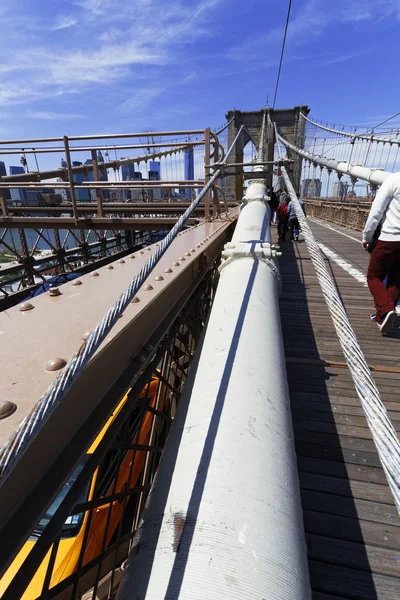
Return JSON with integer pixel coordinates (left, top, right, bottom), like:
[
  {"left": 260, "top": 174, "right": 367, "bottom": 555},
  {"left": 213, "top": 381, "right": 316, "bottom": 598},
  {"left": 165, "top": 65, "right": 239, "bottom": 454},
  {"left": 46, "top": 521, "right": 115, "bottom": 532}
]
[
  {"left": 277, "top": 197, "right": 290, "bottom": 242},
  {"left": 269, "top": 188, "right": 279, "bottom": 225},
  {"left": 362, "top": 172, "right": 400, "bottom": 334},
  {"left": 288, "top": 196, "right": 306, "bottom": 241}
]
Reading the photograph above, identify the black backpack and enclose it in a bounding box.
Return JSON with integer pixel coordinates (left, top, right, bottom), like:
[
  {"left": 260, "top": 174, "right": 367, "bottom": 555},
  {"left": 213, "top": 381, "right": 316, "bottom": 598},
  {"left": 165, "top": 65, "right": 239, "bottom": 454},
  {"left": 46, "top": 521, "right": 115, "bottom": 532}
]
[{"left": 367, "top": 222, "right": 382, "bottom": 254}]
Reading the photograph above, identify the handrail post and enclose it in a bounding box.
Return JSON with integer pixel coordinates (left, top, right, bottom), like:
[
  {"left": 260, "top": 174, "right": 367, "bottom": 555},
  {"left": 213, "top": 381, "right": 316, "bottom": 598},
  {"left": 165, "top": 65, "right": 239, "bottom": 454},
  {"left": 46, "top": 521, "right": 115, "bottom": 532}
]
[
  {"left": 63, "top": 136, "right": 79, "bottom": 225},
  {"left": 91, "top": 150, "right": 104, "bottom": 217},
  {"left": 204, "top": 128, "right": 211, "bottom": 221}
]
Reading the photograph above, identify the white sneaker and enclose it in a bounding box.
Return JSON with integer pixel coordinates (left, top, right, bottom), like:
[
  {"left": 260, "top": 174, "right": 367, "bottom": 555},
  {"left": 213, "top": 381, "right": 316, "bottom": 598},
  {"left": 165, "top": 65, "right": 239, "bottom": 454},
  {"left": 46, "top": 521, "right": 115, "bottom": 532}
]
[
  {"left": 396, "top": 304, "right": 400, "bottom": 316},
  {"left": 380, "top": 310, "right": 396, "bottom": 334}
]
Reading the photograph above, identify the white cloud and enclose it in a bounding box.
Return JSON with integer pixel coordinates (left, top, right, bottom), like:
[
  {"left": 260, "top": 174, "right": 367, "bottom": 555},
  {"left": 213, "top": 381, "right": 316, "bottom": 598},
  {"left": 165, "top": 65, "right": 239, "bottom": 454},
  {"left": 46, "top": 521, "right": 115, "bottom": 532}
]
[
  {"left": 24, "top": 110, "right": 86, "bottom": 120},
  {"left": 118, "top": 87, "right": 165, "bottom": 112},
  {"left": 227, "top": 0, "right": 400, "bottom": 62},
  {"left": 53, "top": 16, "right": 78, "bottom": 30},
  {"left": 320, "top": 46, "right": 376, "bottom": 67},
  {"left": 0, "top": 0, "right": 224, "bottom": 107}
]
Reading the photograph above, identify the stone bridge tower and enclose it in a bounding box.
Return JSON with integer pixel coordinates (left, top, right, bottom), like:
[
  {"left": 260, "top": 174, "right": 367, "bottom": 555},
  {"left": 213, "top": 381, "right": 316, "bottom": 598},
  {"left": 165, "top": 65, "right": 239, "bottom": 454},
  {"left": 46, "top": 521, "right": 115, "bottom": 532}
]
[{"left": 225, "top": 106, "right": 310, "bottom": 200}]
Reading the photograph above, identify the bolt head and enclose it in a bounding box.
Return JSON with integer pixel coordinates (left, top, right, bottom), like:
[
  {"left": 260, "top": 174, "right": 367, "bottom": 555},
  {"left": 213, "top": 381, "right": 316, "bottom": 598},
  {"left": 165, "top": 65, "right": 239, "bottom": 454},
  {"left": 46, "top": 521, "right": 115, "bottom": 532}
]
[
  {"left": 131, "top": 296, "right": 140, "bottom": 303},
  {"left": 0, "top": 400, "right": 17, "bottom": 420},
  {"left": 119, "top": 259, "right": 126, "bottom": 264},
  {"left": 172, "top": 261, "right": 180, "bottom": 267},
  {"left": 164, "top": 267, "right": 173, "bottom": 273},
  {"left": 49, "top": 287, "right": 61, "bottom": 297},
  {"left": 72, "top": 279, "right": 83, "bottom": 286},
  {"left": 143, "top": 284, "right": 153, "bottom": 291},
  {"left": 91, "top": 271, "right": 100, "bottom": 277},
  {"left": 107, "top": 265, "right": 114, "bottom": 270},
  {"left": 19, "top": 302, "right": 34, "bottom": 312},
  {"left": 178, "top": 256, "right": 186, "bottom": 261},
  {"left": 154, "top": 275, "right": 164, "bottom": 281},
  {"left": 45, "top": 357, "right": 67, "bottom": 371}
]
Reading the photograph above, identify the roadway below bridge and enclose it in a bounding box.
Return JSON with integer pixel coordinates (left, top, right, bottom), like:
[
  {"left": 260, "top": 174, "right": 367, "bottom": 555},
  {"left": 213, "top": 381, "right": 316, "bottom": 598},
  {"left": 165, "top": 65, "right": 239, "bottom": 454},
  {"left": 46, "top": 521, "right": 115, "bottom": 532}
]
[{"left": 276, "top": 218, "right": 400, "bottom": 599}]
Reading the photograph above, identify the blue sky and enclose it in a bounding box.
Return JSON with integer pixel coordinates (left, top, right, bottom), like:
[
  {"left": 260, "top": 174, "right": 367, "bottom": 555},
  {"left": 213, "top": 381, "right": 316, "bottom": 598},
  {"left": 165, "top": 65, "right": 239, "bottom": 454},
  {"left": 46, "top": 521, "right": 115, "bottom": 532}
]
[{"left": 1, "top": 0, "right": 400, "bottom": 156}]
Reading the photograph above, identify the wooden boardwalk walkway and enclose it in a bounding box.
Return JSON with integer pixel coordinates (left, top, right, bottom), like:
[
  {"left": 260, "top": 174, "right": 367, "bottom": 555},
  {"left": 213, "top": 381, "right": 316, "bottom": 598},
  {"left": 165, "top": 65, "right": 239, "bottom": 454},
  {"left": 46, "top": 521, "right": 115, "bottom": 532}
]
[{"left": 277, "top": 218, "right": 400, "bottom": 600}]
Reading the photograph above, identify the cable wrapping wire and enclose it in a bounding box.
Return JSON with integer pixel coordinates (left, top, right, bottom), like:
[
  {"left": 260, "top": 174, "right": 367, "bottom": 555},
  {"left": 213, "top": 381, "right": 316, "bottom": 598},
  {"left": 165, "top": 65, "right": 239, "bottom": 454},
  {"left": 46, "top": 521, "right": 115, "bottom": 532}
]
[{"left": 275, "top": 129, "right": 400, "bottom": 511}]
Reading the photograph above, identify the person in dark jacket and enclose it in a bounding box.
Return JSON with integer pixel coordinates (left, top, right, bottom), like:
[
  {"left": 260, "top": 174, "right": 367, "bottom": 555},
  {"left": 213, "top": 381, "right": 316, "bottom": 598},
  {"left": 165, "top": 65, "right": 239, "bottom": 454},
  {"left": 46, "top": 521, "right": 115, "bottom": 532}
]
[
  {"left": 288, "top": 197, "right": 306, "bottom": 241},
  {"left": 277, "top": 198, "right": 290, "bottom": 242}
]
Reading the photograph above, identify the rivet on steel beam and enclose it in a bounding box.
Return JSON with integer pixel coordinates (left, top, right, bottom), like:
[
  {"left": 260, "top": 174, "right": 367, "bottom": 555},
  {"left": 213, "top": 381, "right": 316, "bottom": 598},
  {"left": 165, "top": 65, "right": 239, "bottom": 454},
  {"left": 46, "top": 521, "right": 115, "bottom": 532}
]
[
  {"left": 91, "top": 271, "right": 100, "bottom": 277},
  {"left": 185, "top": 252, "right": 191, "bottom": 257},
  {"left": 82, "top": 331, "right": 91, "bottom": 340},
  {"left": 45, "top": 357, "right": 67, "bottom": 371},
  {"left": 129, "top": 255, "right": 136, "bottom": 259},
  {"left": 72, "top": 279, "right": 83, "bottom": 286},
  {"left": 154, "top": 275, "right": 164, "bottom": 281},
  {"left": 172, "top": 261, "right": 180, "bottom": 267},
  {"left": 49, "top": 287, "right": 61, "bottom": 297},
  {"left": 107, "top": 265, "right": 114, "bottom": 270},
  {"left": 19, "top": 302, "right": 34, "bottom": 312},
  {"left": 146, "top": 247, "right": 152, "bottom": 252},
  {"left": 0, "top": 400, "right": 17, "bottom": 420},
  {"left": 134, "top": 354, "right": 146, "bottom": 364},
  {"left": 140, "top": 250, "right": 145, "bottom": 254},
  {"left": 131, "top": 296, "right": 140, "bottom": 303},
  {"left": 143, "top": 284, "right": 154, "bottom": 291},
  {"left": 119, "top": 259, "right": 126, "bottom": 264},
  {"left": 178, "top": 256, "right": 186, "bottom": 261},
  {"left": 164, "top": 267, "right": 173, "bottom": 273},
  {"left": 190, "top": 248, "right": 196, "bottom": 252},
  {"left": 196, "top": 244, "right": 201, "bottom": 248},
  {"left": 142, "top": 343, "right": 153, "bottom": 352}
]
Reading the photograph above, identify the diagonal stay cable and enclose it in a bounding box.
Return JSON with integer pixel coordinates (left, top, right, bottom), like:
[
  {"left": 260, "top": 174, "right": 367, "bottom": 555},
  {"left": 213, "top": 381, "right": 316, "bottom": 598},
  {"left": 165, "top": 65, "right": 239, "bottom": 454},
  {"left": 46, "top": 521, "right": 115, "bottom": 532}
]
[
  {"left": 0, "top": 125, "right": 246, "bottom": 482},
  {"left": 275, "top": 126, "right": 400, "bottom": 512}
]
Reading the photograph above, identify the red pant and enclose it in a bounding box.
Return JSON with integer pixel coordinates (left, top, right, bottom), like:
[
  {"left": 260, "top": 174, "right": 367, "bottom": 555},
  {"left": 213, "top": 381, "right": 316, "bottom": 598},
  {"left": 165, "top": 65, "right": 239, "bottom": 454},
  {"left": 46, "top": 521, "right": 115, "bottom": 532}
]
[{"left": 367, "top": 240, "right": 400, "bottom": 323}]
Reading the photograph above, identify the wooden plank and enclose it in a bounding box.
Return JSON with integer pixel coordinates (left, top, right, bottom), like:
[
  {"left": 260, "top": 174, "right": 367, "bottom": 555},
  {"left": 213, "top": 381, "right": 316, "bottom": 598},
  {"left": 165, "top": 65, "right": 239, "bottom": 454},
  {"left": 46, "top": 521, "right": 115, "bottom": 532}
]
[
  {"left": 292, "top": 399, "right": 400, "bottom": 420},
  {"left": 295, "top": 442, "right": 382, "bottom": 469},
  {"left": 294, "top": 418, "right": 374, "bottom": 441},
  {"left": 286, "top": 356, "right": 400, "bottom": 374},
  {"left": 303, "top": 510, "right": 400, "bottom": 550},
  {"left": 312, "top": 594, "right": 349, "bottom": 600},
  {"left": 297, "top": 456, "right": 386, "bottom": 486},
  {"left": 294, "top": 429, "right": 378, "bottom": 453},
  {"left": 299, "top": 472, "right": 393, "bottom": 505},
  {"left": 300, "top": 486, "right": 399, "bottom": 528},
  {"left": 309, "top": 561, "right": 400, "bottom": 599},
  {"left": 278, "top": 223, "right": 400, "bottom": 594},
  {"left": 307, "top": 533, "right": 400, "bottom": 577}
]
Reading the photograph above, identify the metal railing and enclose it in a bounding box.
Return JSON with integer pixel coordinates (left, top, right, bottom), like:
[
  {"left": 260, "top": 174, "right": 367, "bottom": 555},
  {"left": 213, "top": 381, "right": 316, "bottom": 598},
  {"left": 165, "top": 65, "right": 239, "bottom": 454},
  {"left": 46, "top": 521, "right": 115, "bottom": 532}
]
[
  {"left": 303, "top": 198, "right": 370, "bottom": 231},
  {"left": 0, "top": 266, "right": 218, "bottom": 600}
]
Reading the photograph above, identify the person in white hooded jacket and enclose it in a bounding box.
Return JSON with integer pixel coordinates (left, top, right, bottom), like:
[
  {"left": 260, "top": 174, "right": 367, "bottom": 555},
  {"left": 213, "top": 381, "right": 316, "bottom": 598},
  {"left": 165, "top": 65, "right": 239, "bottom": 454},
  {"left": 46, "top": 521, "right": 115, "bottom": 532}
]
[{"left": 362, "top": 172, "right": 400, "bottom": 334}]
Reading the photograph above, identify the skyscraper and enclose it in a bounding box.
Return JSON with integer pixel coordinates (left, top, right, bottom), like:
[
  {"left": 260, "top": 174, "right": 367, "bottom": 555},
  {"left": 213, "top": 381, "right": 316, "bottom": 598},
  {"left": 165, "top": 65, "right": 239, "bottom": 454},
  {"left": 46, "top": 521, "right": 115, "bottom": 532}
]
[
  {"left": 0, "top": 161, "right": 11, "bottom": 201},
  {"left": 148, "top": 160, "right": 160, "bottom": 181},
  {"left": 9, "top": 166, "right": 26, "bottom": 202},
  {"left": 61, "top": 159, "right": 90, "bottom": 201},
  {"left": 301, "top": 178, "right": 322, "bottom": 198},
  {"left": 120, "top": 159, "right": 135, "bottom": 181},
  {"left": 184, "top": 147, "right": 194, "bottom": 199}
]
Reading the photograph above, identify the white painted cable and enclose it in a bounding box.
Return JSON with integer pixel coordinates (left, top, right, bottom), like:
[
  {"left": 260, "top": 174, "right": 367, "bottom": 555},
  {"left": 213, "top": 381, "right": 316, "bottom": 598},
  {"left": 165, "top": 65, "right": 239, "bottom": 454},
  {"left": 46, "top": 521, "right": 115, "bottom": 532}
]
[
  {"left": 275, "top": 129, "right": 400, "bottom": 511},
  {"left": 301, "top": 113, "right": 400, "bottom": 146}
]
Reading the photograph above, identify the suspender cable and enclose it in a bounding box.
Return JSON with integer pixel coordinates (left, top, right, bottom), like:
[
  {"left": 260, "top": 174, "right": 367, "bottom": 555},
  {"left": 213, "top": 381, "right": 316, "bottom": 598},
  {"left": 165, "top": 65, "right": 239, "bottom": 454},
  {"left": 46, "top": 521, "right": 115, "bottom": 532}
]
[{"left": 273, "top": 0, "right": 293, "bottom": 108}]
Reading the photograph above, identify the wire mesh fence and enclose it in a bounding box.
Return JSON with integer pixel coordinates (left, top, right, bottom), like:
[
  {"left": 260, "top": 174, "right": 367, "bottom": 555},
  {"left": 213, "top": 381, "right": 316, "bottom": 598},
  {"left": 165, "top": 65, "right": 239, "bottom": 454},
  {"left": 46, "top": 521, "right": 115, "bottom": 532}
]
[{"left": 0, "top": 266, "right": 217, "bottom": 600}]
